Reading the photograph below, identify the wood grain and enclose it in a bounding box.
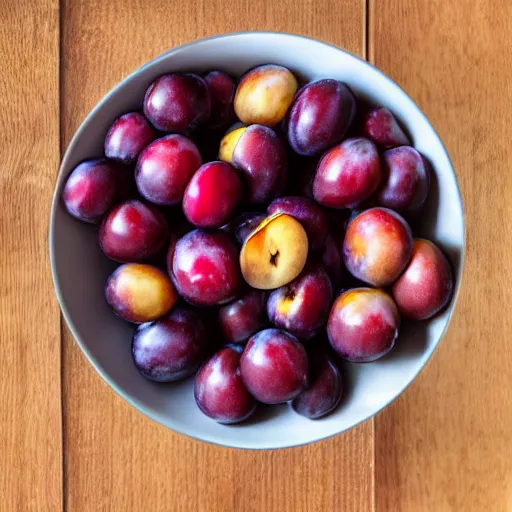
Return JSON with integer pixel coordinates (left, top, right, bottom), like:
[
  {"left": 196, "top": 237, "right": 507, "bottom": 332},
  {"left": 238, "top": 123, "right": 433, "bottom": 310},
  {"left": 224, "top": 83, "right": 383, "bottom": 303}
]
[
  {"left": 60, "top": 1, "right": 373, "bottom": 511},
  {"left": 372, "top": 1, "right": 512, "bottom": 511},
  {"left": 0, "top": 1, "right": 62, "bottom": 511}
]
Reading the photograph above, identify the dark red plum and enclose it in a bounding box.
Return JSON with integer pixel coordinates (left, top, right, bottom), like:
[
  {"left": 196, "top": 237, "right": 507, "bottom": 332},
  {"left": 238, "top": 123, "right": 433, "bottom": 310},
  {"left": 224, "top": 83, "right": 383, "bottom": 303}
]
[
  {"left": 267, "top": 262, "right": 333, "bottom": 340},
  {"left": 362, "top": 107, "right": 410, "bottom": 148},
  {"left": 377, "top": 146, "right": 430, "bottom": 213},
  {"left": 267, "top": 196, "right": 328, "bottom": 249},
  {"left": 204, "top": 71, "right": 236, "bottom": 129},
  {"left": 99, "top": 200, "right": 168, "bottom": 262},
  {"left": 328, "top": 288, "right": 400, "bottom": 362},
  {"left": 183, "top": 161, "right": 242, "bottom": 228},
  {"left": 287, "top": 79, "right": 356, "bottom": 156},
  {"left": 240, "top": 329, "right": 309, "bottom": 404},
  {"left": 292, "top": 348, "right": 343, "bottom": 419},
  {"left": 218, "top": 289, "right": 267, "bottom": 343},
  {"left": 392, "top": 239, "right": 454, "bottom": 320},
  {"left": 143, "top": 73, "right": 210, "bottom": 133},
  {"left": 313, "top": 137, "right": 382, "bottom": 209},
  {"left": 62, "top": 159, "right": 122, "bottom": 224},
  {"left": 135, "top": 134, "right": 202, "bottom": 206},
  {"left": 194, "top": 345, "right": 257, "bottom": 424},
  {"left": 231, "top": 124, "right": 287, "bottom": 204},
  {"left": 171, "top": 229, "right": 241, "bottom": 306},
  {"left": 104, "top": 112, "right": 155, "bottom": 165},
  {"left": 132, "top": 308, "right": 208, "bottom": 382}
]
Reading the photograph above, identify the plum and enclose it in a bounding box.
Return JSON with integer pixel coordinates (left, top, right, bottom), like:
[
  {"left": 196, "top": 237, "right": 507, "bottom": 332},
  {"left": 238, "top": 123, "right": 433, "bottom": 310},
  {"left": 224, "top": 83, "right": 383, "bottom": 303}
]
[
  {"left": 195, "top": 345, "right": 257, "bottom": 424},
  {"left": 392, "top": 239, "right": 454, "bottom": 320},
  {"left": 240, "top": 213, "right": 308, "bottom": 290},
  {"left": 105, "top": 263, "right": 177, "bottom": 323},
  {"left": 231, "top": 125, "right": 287, "bottom": 204},
  {"left": 267, "top": 196, "right": 328, "bottom": 249},
  {"left": 377, "top": 146, "right": 430, "bottom": 213},
  {"left": 204, "top": 70, "right": 236, "bottom": 129},
  {"left": 104, "top": 112, "right": 155, "bottom": 165},
  {"left": 287, "top": 79, "right": 356, "bottom": 156},
  {"left": 313, "top": 137, "right": 381, "bottom": 209},
  {"left": 362, "top": 107, "right": 410, "bottom": 148},
  {"left": 240, "top": 329, "right": 308, "bottom": 404},
  {"left": 183, "top": 161, "right": 242, "bottom": 228},
  {"left": 171, "top": 229, "right": 241, "bottom": 306},
  {"left": 99, "top": 199, "right": 168, "bottom": 263},
  {"left": 267, "top": 262, "right": 333, "bottom": 340},
  {"left": 132, "top": 307, "right": 208, "bottom": 381},
  {"left": 343, "top": 207, "right": 413, "bottom": 287},
  {"left": 328, "top": 288, "right": 400, "bottom": 362},
  {"left": 291, "top": 348, "right": 343, "bottom": 419},
  {"left": 234, "top": 64, "right": 298, "bottom": 126},
  {"left": 135, "top": 134, "right": 202, "bottom": 206},
  {"left": 218, "top": 289, "right": 268, "bottom": 343},
  {"left": 62, "top": 159, "right": 124, "bottom": 224},
  {"left": 143, "top": 73, "right": 210, "bottom": 133}
]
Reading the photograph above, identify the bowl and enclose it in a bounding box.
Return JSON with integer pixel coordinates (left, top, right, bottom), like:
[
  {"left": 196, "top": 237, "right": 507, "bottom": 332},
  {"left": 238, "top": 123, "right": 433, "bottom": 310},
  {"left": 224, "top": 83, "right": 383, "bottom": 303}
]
[{"left": 50, "top": 32, "right": 465, "bottom": 449}]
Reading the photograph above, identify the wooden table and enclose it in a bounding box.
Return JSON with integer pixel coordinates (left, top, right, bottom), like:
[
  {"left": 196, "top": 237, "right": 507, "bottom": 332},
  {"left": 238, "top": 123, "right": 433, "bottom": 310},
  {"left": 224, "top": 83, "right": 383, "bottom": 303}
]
[{"left": 2, "top": 0, "right": 510, "bottom": 510}]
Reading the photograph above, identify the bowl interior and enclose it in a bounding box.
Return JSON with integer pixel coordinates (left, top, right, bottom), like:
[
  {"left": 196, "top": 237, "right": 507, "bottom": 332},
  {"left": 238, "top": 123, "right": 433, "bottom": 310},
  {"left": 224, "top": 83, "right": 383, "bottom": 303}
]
[{"left": 51, "top": 32, "right": 464, "bottom": 449}]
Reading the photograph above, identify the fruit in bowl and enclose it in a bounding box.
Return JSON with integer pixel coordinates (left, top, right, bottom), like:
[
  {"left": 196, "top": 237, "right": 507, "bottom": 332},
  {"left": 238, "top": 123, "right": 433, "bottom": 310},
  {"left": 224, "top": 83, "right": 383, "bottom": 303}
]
[{"left": 51, "top": 33, "right": 464, "bottom": 449}]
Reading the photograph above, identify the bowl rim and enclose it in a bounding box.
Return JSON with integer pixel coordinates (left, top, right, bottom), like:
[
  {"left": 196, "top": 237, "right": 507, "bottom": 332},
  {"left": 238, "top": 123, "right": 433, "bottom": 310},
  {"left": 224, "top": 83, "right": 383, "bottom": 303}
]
[{"left": 49, "top": 30, "right": 466, "bottom": 450}]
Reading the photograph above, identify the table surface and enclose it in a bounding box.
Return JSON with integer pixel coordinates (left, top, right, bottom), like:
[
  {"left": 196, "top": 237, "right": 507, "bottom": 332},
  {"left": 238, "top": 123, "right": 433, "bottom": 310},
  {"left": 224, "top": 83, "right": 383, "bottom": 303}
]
[{"left": 2, "top": 0, "right": 511, "bottom": 510}]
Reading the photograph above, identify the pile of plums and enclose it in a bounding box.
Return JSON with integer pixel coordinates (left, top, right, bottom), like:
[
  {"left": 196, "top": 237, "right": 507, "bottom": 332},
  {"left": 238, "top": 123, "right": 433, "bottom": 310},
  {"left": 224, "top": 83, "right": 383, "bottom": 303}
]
[{"left": 62, "top": 64, "right": 454, "bottom": 424}]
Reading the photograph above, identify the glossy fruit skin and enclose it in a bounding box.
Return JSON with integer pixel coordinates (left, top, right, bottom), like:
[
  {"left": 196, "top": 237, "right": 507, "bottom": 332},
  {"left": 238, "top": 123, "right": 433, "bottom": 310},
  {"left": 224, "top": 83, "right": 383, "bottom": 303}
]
[
  {"left": 104, "top": 112, "right": 155, "bottom": 165},
  {"left": 287, "top": 79, "right": 356, "bottom": 156},
  {"left": 267, "top": 263, "right": 333, "bottom": 340},
  {"left": 267, "top": 196, "right": 328, "bottom": 249},
  {"left": 183, "top": 161, "right": 243, "bottom": 228},
  {"left": 327, "top": 288, "right": 400, "bottom": 362},
  {"left": 204, "top": 71, "right": 236, "bottom": 129},
  {"left": 135, "top": 135, "right": 202, "bottom": 206},
  {"left": 132, "top": 308, "right": 207, "bottom": 382},
  {"left": 291, "top": 348, "right": 343, "bottom": 419},
  {"left": 99, "top": 200, "right": 168, "bottom": 263},
  {"left": 240, "top": 329, "right": 309, "bottom": 404},
  {"left": 343, "top": 207, "right": 413, "bottom": 287},
  {"left": 105, "top": 263, "right": 177, "bottom": 323},
  {"left": 218, "top": 289, "right": 268, "bottom": 343},
  {"left": 313, "top": 137, "right": 382, "bottom": 209},
  {"left": 194, "top": 345, "right": 257, "bottom": 424},
  {"left": 392, "top": 239, "right": 454, "bottom": 320},
  {"left": 377, "top": 146, "right": 430, "bottom": 213},
  {"left": 62, "top": 159, "right": 122, "bottom": 224},
  {"left": 362, "top": 107, "right": 410, "bottom": 148},
  {"left": 171, "top": 229, "right": 241, "bottom": 306},
  {"left": 143, "top": 73, "right": 210, "bottom": 133},
  {"left": 234, "top": 64, "right": 298, "bottom": 126},
  {"left": 231, "top": 124, "right": 287, "bottom": 204}
]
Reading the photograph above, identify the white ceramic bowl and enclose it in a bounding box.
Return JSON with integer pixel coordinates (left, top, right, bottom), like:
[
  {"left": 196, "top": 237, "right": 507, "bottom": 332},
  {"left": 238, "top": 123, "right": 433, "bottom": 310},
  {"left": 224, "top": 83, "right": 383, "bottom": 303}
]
[{"left": 50, "top": 32, "right": 465, "bottom": 449}]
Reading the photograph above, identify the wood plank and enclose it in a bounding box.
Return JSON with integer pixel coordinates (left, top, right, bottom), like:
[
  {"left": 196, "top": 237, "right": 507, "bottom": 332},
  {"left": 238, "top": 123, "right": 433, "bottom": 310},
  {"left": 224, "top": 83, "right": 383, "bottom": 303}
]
[
  {"left": 0, "top": 1, "right": 62, "bottom": 511},
  {"left": 60, "top": 1, "right": 372, "bottom": 511},
  {"left": 372, "top": 1, "right": 512, "bottom": 510}
]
